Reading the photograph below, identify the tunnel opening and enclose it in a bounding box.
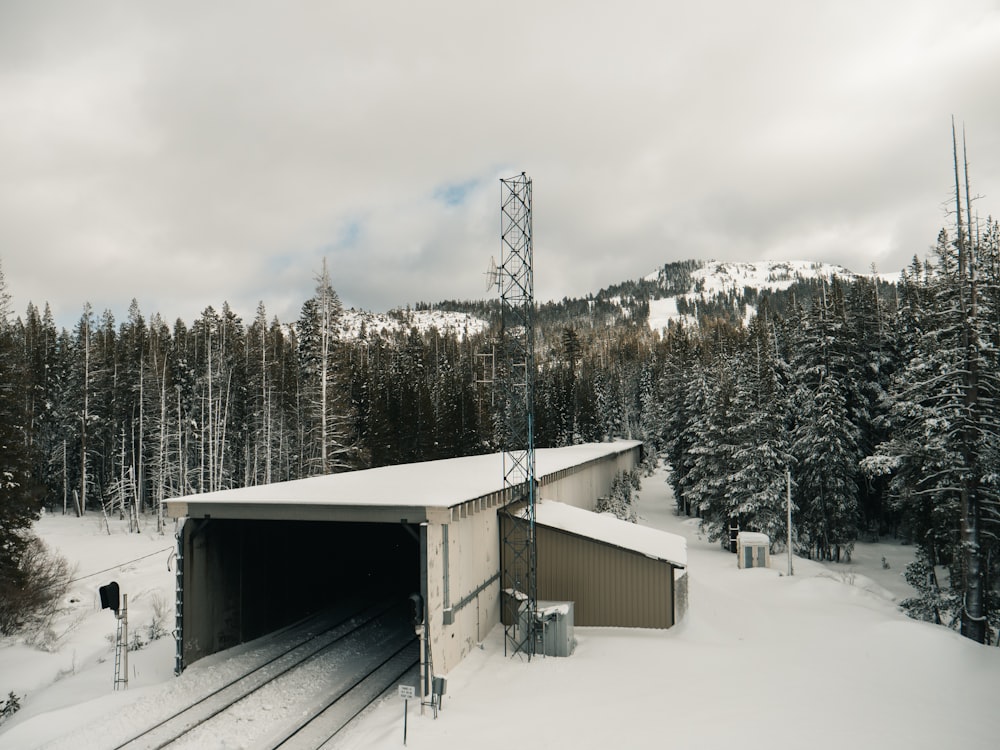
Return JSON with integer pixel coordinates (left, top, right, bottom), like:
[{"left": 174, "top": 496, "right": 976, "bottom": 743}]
[{"left": 181, "top": 517, "right": 421, "bottom": 666}]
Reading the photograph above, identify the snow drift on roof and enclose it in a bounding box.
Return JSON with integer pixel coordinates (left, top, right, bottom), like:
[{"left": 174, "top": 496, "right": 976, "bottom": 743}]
[
  {"left": 737, "top": 531, "right": 770, "bottom": 545},
  {"left": 535, "top": 499, "right": 686, "bottom": 567},
  {"left": 168, "top": 441, "right": 642, "bottom": 511}
]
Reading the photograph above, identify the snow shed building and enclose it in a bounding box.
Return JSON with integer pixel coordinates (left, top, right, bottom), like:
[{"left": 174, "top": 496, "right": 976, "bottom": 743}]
[{"left": 166, "top": 440, "right": 686, "bottom": 677}]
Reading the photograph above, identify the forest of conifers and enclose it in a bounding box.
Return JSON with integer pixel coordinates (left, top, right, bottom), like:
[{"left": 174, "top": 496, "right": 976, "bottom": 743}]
[{"left": 2, "top": 215, "right": 999, "bottom": 642}]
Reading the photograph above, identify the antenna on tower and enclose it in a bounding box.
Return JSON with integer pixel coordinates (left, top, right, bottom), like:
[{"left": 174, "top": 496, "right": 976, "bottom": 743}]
[{"left": 485, "top": 256, "right": 499, "bottom": 292}]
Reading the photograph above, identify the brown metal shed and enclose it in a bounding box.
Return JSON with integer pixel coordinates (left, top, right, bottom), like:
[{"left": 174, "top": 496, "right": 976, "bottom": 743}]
[{"left": 501, "top": 500, "right": 687, "bottom": 629}]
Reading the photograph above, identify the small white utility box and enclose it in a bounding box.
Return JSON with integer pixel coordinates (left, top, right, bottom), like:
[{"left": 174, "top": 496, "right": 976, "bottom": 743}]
[{"left": 736, "top": 532, "right": 770, "bottom": 569}]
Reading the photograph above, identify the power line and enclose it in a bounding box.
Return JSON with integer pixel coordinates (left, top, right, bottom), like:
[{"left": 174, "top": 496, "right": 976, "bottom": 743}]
[{"left": 70, "top": 547, "right": 174, "bottom": 583}]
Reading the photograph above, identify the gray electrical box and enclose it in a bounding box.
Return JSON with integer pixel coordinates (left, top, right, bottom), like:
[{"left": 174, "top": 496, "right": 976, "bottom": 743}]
[
  {"left": 432, "top": 676, "right": 446, "bottom": 697},
  {"left": 530, "top": 601, "right": 575, "bottom": 657}
]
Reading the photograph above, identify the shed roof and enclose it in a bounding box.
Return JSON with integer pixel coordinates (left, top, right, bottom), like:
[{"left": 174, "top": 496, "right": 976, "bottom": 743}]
[
  {"left": 166, "top": 441, "right": 641, "bottom": 523},
  {"left": 535, "top": 499, "right": 687, "bottom": 568},
  {"left": 737, "top": 531, "right": 771, "bottom": 545}
]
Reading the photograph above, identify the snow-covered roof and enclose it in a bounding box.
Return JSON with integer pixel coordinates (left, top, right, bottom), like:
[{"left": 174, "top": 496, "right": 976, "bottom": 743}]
[
  {"left": 166, "top": 441, "right": 641, "bottom": 521},
  {"left": 737, "top": 531, "right": 770, "bottom": 545},
  {"left": 535, "top": 499, "right": 686, "bottom": 568}
]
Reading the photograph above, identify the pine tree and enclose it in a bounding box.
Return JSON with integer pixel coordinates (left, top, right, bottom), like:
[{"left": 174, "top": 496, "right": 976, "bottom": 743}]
[
  {"left": 791, "top": 371, "right": 858, "bottom": 560},
  {"left": 899, "top": 548, "right": 958, "bottom": 626},
  {"left": 790, "top": 281, "right": 860, "bottom": 560},
  {"left": 686, "top": 350, "right": 740, "bottom": 542},
  {"left": 0, "top": 260, "right": 44, "bottom": 628},
  {"left": 19, "top": 303, "right": 59, "bottom": 511},
  {"left": 845, "top": 276, "right": 897, "bottom": 537},
  {"left": 246, "top": 302, "right": 272, "bottom": 485},
  {"left": 658, "top": 324, "right": 699, "bottom": 513},
  {"left": 144, "top": 313, "right": 174, "bottom": 531},
  {"left": 865, "top": 136, "right": 1000, "bottom": 642},
  {"left": 724, "top": 303, "right": 791, "bottom": 544},
  {"left": 69, "top": 303, "right": 99, "bottom": 512},
  {"left": 297, "top": 261, "right": 357, "bottom": 474}
]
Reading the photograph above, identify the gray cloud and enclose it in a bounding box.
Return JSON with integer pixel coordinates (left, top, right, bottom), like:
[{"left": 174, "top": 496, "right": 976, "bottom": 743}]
[{"left": 2, "top": 0, "right": 998, "bottom": 328}]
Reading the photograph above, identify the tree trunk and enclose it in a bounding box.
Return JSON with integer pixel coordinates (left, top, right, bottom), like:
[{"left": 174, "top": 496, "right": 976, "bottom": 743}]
[{"left": 954, "top": 119, "right": 986, "bottom": 642}]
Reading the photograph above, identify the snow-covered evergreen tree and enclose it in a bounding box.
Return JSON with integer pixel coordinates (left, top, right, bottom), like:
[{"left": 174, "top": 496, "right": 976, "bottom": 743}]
[
  {"left": 0, "top": 261, "right": 46, "bottom": 632},
  {"left": 790, "top": 280, "right": 860, "bottom": 561},
  {"left": 865, "top": 215, "right": 1000, "bottom": 642},
  {"left": 595, "top": 469, "right": 641, "bottom": 523},
  {"left": 723, "top": 303, "right": 791, "bottom": 544},
  {"left": 687, "top": 351, "right": 741, "bottom": 543},
  {"left": 297, "top": 260, "right": 357, "bottom": 475}
]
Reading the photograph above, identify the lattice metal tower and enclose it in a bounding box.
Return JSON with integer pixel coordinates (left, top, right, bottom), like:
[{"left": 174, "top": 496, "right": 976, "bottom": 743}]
[{"left": 497, "top": 173, "right": 537, "bottom": 658}]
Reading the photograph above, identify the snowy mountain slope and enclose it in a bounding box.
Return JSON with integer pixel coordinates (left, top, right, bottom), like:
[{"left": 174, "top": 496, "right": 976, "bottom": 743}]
[
  {"left": 646, "top": 259, "right": 899, "bottom": 331},
  {"left": 645, "top": 259, "right": 865, "bottom": 294},
  {"left": 335, "top": 259, "right": 902, "bottom": 339},
  {"left": 339, "top": 307, "right": 489, "bottom": 340}
]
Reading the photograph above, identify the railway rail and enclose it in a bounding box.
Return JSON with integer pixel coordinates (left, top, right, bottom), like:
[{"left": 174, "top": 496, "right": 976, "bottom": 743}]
[{"left": 112, "top": 598, "right": 415, "bottom": 749}]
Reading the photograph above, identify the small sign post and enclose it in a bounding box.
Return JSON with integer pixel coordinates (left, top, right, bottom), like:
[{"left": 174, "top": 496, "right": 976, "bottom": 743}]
[{"left": 398, "top": 684, "right": 415, "bottom": 745}]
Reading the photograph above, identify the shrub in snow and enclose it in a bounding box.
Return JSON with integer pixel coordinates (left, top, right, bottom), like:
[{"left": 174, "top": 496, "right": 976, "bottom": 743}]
[
  {"left": 899, "top": 551, "right": 959, "bottom": 628},
  {"left": 122, "top": 593, "right": 173, "bottom": 652},
  {"left": 129, "top": 630, "right": 147, "bottom": 652},
  {"left": 0, "top": 535, "right": 72, "bottom": 638},
  {"left": 595, "top": 469, "right": 641, "bottom": 523},
  {"left": 639, "top": 444, "right": 659, "bottom": 477},
  {"left": 899, "top": 552, "right": 1000, "bottom": 642},
  {"left": 0, "top": 691, "right": 20, "bottom": 724},
  {"left": 148, "top": 592, "right": 170, "bottom": 642}
]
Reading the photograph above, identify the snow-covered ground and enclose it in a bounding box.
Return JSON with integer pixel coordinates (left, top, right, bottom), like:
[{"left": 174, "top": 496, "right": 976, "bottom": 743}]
[
  {"left": 3, "top": 467, "right": 999, "bottom": 749},
  {"left": 647, "top": 296, "right": 697, "bottom": 331},
  {"left": 0, "top": 514, "right": 178, "bottom": 749}
]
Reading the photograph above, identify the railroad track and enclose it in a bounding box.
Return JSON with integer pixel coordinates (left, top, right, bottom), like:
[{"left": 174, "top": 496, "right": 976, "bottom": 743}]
[
  {"left": 261, "top": 637, "right": 417, "bottom": 749},
  {"left": 113, "top": 599, "right": 414, "bottom": 749}
]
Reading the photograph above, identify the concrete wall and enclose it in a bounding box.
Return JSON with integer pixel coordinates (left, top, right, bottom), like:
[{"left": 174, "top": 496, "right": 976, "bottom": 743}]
[
  {"left": 538, "top": 444, "right": 640, "bottom": 510},
  {"left": 674, "top": 569, "right": 689, "bottom": 623},
  {"left": 181, "top": 519, "right": 241, "bottom": 665},
  {"left": 428, "top": 489, "right": 507, "bottom": 675}
]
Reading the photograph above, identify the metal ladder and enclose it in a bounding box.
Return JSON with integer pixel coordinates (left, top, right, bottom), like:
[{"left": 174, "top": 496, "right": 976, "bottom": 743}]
[
  {"left": 113, "top": 595, "right": 128, "bottom": 690},
  {"left": 174, "top": 530, "right": 184, "bottom": 676}
]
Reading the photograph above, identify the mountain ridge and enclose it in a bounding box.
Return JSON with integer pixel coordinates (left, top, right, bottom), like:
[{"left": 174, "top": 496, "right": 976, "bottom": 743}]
[{"left": 344, "top": 258, "right": 901, "bottom": 337}]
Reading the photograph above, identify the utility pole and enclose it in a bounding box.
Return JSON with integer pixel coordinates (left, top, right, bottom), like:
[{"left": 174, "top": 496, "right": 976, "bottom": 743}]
[{"left": 786, "top": 468, "right": 793, "bottom": 576}]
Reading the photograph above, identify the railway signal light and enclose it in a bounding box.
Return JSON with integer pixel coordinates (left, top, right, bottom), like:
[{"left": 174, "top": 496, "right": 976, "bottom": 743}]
[
  {"left": 408, "top": 593, "right": 423, "bottom": 627},
  {"left": 99, "top": 582, "right": 120, "bottom": 615}
]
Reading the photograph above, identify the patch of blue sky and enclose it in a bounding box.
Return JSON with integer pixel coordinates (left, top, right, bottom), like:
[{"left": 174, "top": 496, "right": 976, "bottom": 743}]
[
  {"left": 314, "top": 218, "right": 365, "bottom": 261},
  {"left": 433, "top": 178, "right": 480, "bottom": 207},
  {"left": 334, "top": 218, "right": 363, "bottom": 250},
  {"left": 265, "top": 253, "right": 298, "bottom": 275}
]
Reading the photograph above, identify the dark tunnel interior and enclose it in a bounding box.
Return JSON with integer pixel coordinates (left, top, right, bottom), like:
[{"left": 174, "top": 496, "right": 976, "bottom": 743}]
[{"left": 182, "top": 518, "right": 421, "bottom": 662}]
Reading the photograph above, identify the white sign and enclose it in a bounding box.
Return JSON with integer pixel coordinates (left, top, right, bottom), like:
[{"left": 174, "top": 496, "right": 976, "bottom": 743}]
[{"left": 398, "top": 684, "right": 415, "bottom": 700}]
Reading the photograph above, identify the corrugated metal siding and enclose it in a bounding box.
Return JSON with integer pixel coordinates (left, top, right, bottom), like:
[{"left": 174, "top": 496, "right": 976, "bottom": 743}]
[{"left": 532, "top": 522, "right": 675, "bottom": 629}]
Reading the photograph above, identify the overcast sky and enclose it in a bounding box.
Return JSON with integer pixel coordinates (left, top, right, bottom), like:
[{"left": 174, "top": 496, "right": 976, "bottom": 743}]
[{"left": 2, "top": 1, "right": 999, "bottom": 329}]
